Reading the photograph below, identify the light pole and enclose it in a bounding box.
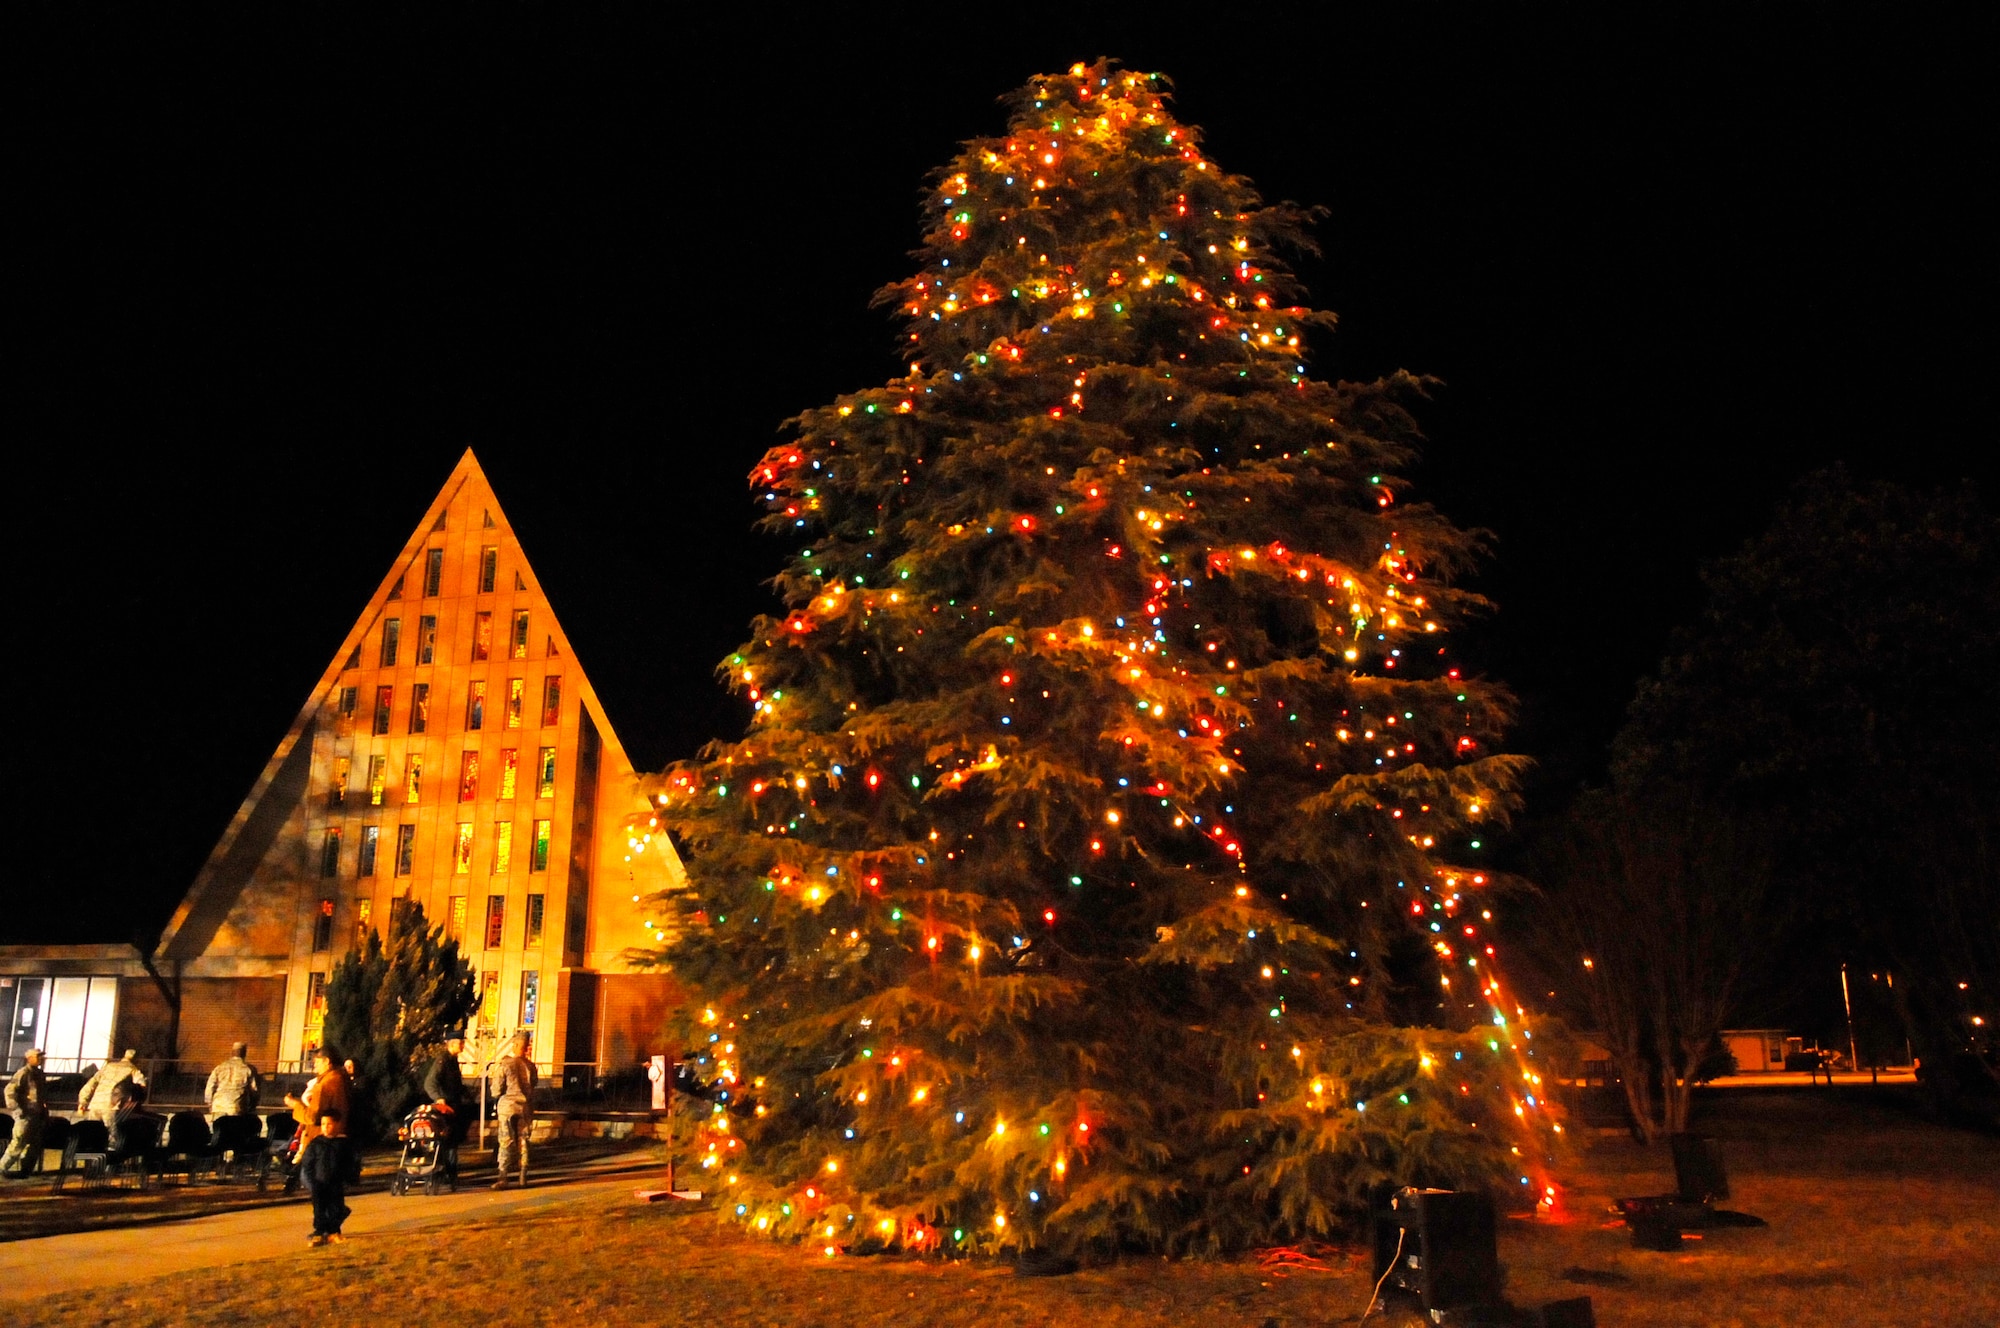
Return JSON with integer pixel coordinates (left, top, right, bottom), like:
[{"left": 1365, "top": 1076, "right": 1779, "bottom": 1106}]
[{"left": 1840, "top": 964, "right": 1859, "bottom": 1077}]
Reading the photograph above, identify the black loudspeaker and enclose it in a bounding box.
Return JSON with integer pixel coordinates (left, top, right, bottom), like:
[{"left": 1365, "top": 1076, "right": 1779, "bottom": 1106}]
[
  {"left": 1670, "top": 1133, "right": 1729, "bottom": 1203},
  {"left": 1538, "top": 1296, "right": 1597, "bottom": 1328},
  {"left": 1372, "top": 1188, "right": 1503, "bottom": 1314}
]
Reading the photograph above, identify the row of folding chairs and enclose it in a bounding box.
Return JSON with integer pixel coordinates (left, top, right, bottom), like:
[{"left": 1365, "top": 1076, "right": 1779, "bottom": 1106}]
[{"left": 44, "top": 1111, "right": 298, "bottom": 1193}]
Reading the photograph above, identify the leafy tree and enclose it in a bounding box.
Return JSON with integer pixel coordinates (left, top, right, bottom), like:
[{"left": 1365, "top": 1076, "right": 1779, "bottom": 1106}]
[
  {"left": 322, "top": 901, "right": 477, "bottom": 1140},
  {"left": 649, "top": 60, "right": 1545, "bottom": 1256},
  {"left": 1613, "top": 469, "right": 2000, "bottom": 1109}
]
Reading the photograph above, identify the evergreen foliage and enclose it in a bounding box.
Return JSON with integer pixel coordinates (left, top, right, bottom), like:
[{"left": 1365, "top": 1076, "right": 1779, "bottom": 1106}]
[
  {"left": 322, "top": 901, "right": 478, "bottom": 1140},
  {"left": 650, "top": 61, "right": 1545, "bottom": 1254}
]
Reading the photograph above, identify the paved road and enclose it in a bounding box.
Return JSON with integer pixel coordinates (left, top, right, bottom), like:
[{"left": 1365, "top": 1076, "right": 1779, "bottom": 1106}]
[
  {"left": 0, "top": 1147, "right": 667, "bottom": 1302},
  {"left": 1703, "top": 1070, "right": 1918, "bottom": 1088}
]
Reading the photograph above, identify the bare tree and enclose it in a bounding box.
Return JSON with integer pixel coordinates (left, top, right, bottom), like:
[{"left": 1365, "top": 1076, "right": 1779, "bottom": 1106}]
[{"left": 1524, "top": 787, "right": 1773, "bottom": 1142}]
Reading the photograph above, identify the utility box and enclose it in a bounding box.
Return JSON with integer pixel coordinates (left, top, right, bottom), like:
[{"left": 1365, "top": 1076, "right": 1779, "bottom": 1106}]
[
  {"left": 1670, "top": 1133, "right": 1729, "bottom": 1203},
  {"left": 1371, "top": 1187, "right": 1502, "bottom": 1317}
]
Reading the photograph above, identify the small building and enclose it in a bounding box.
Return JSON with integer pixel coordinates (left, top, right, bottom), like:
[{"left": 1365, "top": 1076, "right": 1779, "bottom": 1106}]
[
  {"left": 1720, "top": 1028, "right": 1791, "bottom": 1074},
  {"left": 3, "top": 451, "right": 685, "bottom": 1078}
]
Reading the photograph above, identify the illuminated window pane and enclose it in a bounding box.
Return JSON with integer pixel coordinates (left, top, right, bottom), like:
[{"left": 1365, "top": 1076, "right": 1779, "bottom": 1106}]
[
  {"left": 541, "top": 676, "right": 562, "bottom": 727},
  {"left": 409, "top": 683, "right": 430, "bottom": 734},
  {"left": 320, "top": 828, "right": 342, "bottom": 878},
  {"left": 454, "top": 823, "right": 475, "bottom": 875},
  {"left": 499, "top": 749, "right": 519, "bottom": 799},
  {"left": 373, "top": 686, "right": 394, "bottom": 736},
  {"left": 417, "top": 614, "right": 437, "bottom": 664},
  {"left": 367, "top": 756, "right": 387, "bottom": 806},
  {"left": 312, "top": 899, "right": 335, "bottom": 952},
  {"left": 353, "top": 899, "right": 372, "bottom": 949},
  {"left": 448, "top": 894, "right": 467, "bottom": 942},
  {"left": 493, "top": 821, "right": 514, "bottom": 874},
  {"left": 395, "top": 824, "right": 416, "bottom": 876},
  {"left": 467, "top": 680, "right": 486, "bottom": 731},
  {"left": 359, "top": 825, "right": 379, "bottom": 878},
  {"left": 472, "top": 611, "right": 492, "bottom": 661},
  {"left": 506, "top": 679, "right": 524, "bottom": 728},
  {"left": 531, "top": 819, "right": 551, "bottom": 873},
  {"left": 305, "top": 972, "right": 328, "bottom": 1049},
  {"left": 328, "top": 757, "right": 350, "bottom": 809},
  {"left": 484, "top": 896, "right": 506, "bottom": 949},
  {"left": 519, "top": 970, "right": 540, "bottom": 1027},
  {"left": 476, "top": 970, "right": 499, "bottom": 1031},
  {"left": 479, "top": 547, "right": 497, "bottom": 594},
  {"left": 524, "top": 893, "right": 544, "bottom": 947},
  {"left": 512, "top": 611, "right": 530, "bottom": 659},
  {"left": 405, "top": 756, "right": 423, "bottom": 804},
  {"left": 380, "top": 618, "right": 400, "bottom": 668},
  {"left": 459, "top": 750, "right": 480, "bottom": 802},
  {"left": 423, "top": 547, "right": 444, "bottom": 597},
  {"left": 537, "top": 748, "right": 556, "bottom": 799}
]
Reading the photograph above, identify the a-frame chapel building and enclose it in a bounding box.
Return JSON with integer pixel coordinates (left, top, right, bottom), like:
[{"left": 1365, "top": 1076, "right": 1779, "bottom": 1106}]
[{"left": 2, "top": 451, "right": 685, "bottom": 1076}]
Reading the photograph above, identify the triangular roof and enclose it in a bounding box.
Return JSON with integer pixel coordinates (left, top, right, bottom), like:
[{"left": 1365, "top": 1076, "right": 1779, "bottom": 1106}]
[{"left": 156, "top": 448, "right": 648, "bottom": 963}]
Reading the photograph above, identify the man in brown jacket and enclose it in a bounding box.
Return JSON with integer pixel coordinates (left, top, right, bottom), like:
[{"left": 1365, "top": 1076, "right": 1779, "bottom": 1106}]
[{"left": 285, "top": 1048, "right": 353, "bottom": 1245}]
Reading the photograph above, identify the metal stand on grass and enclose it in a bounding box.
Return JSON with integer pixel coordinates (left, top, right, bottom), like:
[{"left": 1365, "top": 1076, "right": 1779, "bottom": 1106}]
[{"left": 636, "top": 1054, "right": 701, "bottom": 1203}]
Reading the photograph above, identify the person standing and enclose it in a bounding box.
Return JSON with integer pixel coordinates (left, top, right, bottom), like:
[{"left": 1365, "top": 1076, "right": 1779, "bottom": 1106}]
[
  {"left": 1, "top": 1050, "right": 49, "bottom": 1177},
  {"left": 422, "top": 1034, "right": 470, "bottom": 1160},
  {"left": 78, "top": 1050, "right": 147, "bottom": 1126},
  {"left": 284, "top": 1049, "right": 353, "bottom": 1246},
  {"left": 204, "top": 1042, "right": 261, "bottom": 1123},
  {"left": 488, "top": 1033, "right": 536, "bottom": 1189}
]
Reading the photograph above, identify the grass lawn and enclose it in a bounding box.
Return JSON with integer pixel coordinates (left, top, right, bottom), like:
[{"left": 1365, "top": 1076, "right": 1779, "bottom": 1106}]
[{"left": 26, "top": 1088, "right": 2000, "bottom": 1327}]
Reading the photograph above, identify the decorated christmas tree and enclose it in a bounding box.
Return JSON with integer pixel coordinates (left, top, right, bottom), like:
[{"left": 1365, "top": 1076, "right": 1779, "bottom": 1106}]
[{"left": 646, "top": 60, "right": 1551, "bottom": 1256}]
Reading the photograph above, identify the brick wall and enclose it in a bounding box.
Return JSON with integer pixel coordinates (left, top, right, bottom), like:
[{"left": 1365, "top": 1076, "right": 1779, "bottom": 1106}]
[
  {"left": 116, "top": 976, "right": 287, "bottom": 1066},
  {"left": 596, "top": 972, "right": 684, "bottom": 1069}
]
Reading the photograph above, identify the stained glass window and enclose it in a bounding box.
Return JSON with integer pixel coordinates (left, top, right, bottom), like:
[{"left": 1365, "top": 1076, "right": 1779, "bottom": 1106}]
[
  {"left": 498, "top": 749, "right": 519, "bottom": 800},
  {"left": 454, "top": 822, "right": 475, "bottom": 875},
  {"left": 479, "top": 546, "right": 497, "bottom": 594},
  {"left": 405, "top": 756, "right": 423, "bottom": 804},
  {"left": 537, "top": 748, "right": 556, "bottom": 799},
  {"left": 531, "top": 819, "right": 551, "bottom": 873},
  {"left": 467, "top": 680, "right": 486, "bottom": 731},
  {"left": 519, "top": 970, "right": 540, "bottom": 1027},
  {"left": 448, "top": 894, "right": 467, "bottom": 942},
  {"left": 353, "top": 899, "right": 372, "bottom": 949},
  {"left": 541, "top": 676, "right": 562, "bottom": 727},
  {"left": 473, "top": 610, "right": 492, "bottom": 661},
  {"left": 484, "top": 896, "right": 505, "bottom": 950},
  {"left": 506, "top": 679, "right": 524, "bottom": 728},
  {"left": 367, "top": 756, "right": 387, "bottom": 806},
  {"left": 476, "top": 971, "right": 499, "bottom": 1031},
  {"left": 459, "top": 750, "right": 480, "bottom": 802},
  {"left": 524, "top": 893, "right": 544, "bottom": 948},
  {"left": 493, "top": 820, "right": 514, "bottom": 875},
  {"left": 373, "top": 686, "right": 393, "bottom": 735},
  {"left": 512, "top": 611, "right": 530, "bottom": 659}
]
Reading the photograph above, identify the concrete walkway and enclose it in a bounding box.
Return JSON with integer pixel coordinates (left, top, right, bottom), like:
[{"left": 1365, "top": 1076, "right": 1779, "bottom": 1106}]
[{"left": 0, "top": 1147, "right": 669, "bottom": 1302}]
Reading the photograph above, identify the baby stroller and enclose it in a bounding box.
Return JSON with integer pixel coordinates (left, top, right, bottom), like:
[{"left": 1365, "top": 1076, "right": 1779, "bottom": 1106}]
[{"left": 388, "top": 1103, "right": 459, "bottom": 1195}]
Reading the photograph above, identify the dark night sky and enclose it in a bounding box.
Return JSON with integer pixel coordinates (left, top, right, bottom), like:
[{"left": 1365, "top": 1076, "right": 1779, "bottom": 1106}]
[{"left": 9, "top": 6, "right": 1992, "bottom": 943}]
